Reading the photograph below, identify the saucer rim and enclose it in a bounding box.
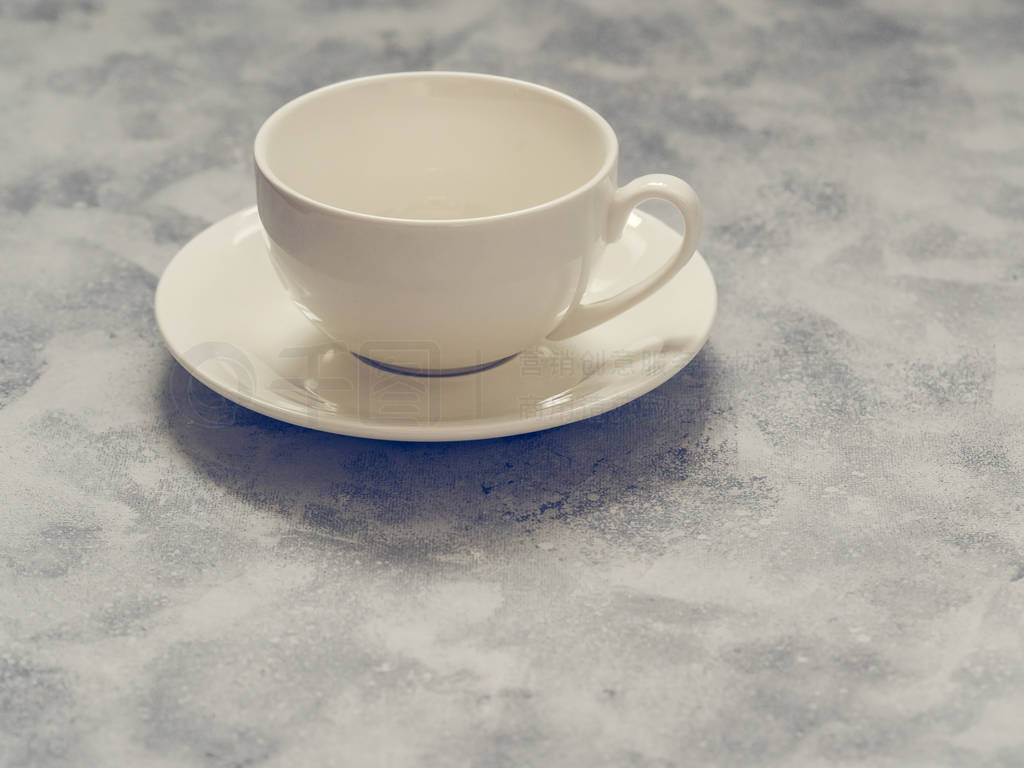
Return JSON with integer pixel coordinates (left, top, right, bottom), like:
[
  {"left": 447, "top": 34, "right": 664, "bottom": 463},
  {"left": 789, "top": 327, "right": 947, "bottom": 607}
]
[{"left": 155, "top": 207, "right": 716, "bottom": 442}]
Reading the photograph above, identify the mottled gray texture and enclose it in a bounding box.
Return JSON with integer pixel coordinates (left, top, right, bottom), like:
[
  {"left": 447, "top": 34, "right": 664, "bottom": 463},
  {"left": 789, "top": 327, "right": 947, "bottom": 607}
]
[{"left": 1, "top": 0, "right": 1023, "bottom": 765}]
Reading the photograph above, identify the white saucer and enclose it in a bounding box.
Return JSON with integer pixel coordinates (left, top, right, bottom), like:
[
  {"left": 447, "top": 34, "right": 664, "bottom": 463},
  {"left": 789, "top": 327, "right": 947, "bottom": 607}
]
[{"left": 154, "top": 207, "right": 716, "bottom": 442}]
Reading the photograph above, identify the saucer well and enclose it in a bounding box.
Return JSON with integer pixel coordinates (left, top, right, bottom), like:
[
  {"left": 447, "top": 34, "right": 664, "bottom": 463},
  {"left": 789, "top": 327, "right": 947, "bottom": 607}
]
[{"left": 154, "top": 207, "right": 716, "bottom": 441}]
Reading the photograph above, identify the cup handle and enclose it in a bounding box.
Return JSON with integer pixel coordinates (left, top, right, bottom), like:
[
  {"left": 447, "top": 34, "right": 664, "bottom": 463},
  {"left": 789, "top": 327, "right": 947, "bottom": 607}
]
[{"left": 546, "top": 174, "right": 702, "bottom": 341}]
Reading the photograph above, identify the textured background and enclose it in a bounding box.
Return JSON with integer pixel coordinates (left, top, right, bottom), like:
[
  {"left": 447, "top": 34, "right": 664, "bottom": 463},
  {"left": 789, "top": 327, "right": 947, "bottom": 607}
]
[{"left": 2, "top": 0, "right": 1024, "bottom": 765}]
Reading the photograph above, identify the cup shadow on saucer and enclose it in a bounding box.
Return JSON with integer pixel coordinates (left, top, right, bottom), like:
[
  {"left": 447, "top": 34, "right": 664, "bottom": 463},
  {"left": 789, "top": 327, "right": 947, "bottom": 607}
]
[{"left": 158, "top": 344, "right": 723, "bottom": 564}]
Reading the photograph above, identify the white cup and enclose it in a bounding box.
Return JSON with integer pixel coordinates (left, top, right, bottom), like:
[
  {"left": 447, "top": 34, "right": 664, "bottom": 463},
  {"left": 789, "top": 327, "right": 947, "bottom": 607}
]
[{"left": 255, "top": 71, "right": 701, "bottom": 375}]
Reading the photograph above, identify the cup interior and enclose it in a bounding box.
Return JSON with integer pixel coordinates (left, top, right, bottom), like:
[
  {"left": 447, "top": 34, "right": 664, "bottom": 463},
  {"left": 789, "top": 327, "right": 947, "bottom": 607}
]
[{"left": 255, "top": 73, "right": 615, "bottom": 221}]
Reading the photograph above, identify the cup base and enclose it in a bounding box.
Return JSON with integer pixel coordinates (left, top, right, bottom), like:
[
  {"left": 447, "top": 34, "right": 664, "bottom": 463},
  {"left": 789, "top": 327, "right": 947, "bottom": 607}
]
[{"left": 352, "top": 352, "right": 518, "bottom": 377}]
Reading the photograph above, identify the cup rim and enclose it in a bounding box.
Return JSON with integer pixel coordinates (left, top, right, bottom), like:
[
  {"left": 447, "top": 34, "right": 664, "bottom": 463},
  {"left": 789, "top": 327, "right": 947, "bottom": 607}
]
[{"left": 253, "top": 71, "right": 619, "bottom": 227}]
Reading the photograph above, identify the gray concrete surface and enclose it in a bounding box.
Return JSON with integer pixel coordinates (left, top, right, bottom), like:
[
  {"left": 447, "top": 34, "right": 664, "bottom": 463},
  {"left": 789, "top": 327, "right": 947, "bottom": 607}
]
[{"left": 2, "top": 0, "right": 1023, "bottom": 765}]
